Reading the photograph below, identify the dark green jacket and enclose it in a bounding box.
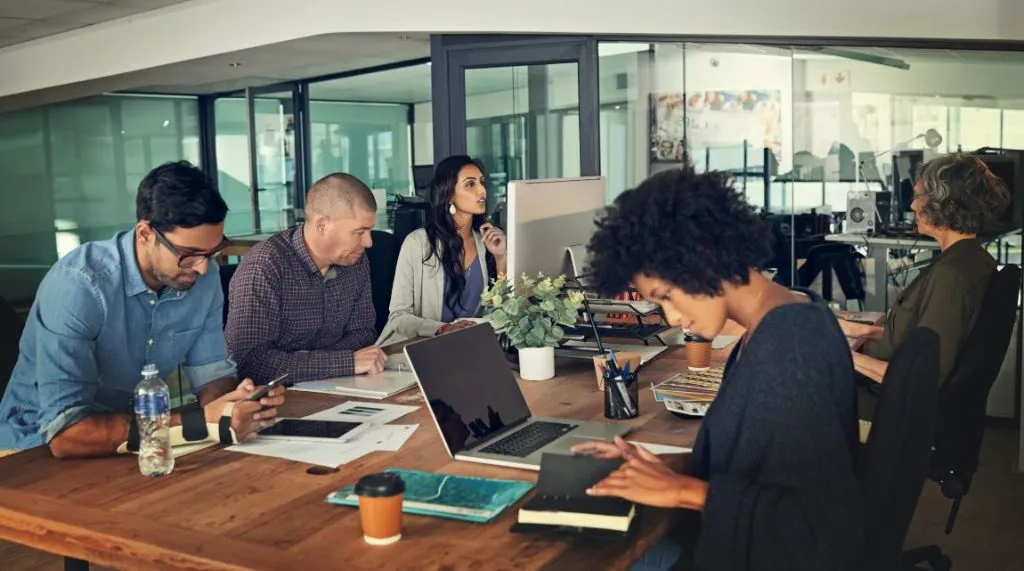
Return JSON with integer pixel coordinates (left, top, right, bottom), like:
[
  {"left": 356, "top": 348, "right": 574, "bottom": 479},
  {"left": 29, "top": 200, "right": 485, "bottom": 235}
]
[{"left": 875, "top": 238, "right": 995, "bottom": 384}]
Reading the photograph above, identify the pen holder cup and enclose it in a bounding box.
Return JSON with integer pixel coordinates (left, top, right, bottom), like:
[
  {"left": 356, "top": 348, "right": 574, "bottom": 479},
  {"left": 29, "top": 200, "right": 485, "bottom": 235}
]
[
  {"left": 604, "top": 374, "right": 640, "bottom": 420},
  {"left": 593, "top": 351, "right": 642, "bottom": 391}
]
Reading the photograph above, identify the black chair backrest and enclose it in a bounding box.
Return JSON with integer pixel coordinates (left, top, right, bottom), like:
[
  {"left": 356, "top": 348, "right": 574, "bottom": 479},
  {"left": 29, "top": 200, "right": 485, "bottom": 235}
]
[
  {"left": 0, "top": 295, "right": 25, "bottom": 400},
  {"left": 219, "top": 263, "right": 239, "bottom": 327},
  {"left": 798, "top": 243, "right": 866, "bottom": 302},
  {"left": 366, "top": 230, "right": 401, "bottom": 336},
  {"left": 392, "top": 198, "right": 429, "bottom": 247},
  {"left": 858, "top": 326, "right": 940, "bottom": 568},
  {"left": 933, "top": 264, "right": 1022, "bottom": 482}
]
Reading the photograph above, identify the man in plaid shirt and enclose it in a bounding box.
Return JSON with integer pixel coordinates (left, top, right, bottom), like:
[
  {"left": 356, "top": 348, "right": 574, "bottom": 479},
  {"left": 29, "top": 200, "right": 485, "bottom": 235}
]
[{"left": 225, "top": 173, "right": 387, "bottom": 384}]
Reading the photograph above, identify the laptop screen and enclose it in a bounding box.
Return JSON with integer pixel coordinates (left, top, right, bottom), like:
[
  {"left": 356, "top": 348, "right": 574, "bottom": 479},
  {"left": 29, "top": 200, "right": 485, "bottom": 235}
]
[{"left": 404, "top": 324, "right": 532, "bottom": 455}]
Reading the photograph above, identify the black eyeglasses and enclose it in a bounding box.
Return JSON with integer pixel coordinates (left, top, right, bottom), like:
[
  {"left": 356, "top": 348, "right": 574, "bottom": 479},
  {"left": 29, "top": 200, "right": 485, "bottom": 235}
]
[{"left": 151, "top": 226, "right": 228, "bottom": 269}]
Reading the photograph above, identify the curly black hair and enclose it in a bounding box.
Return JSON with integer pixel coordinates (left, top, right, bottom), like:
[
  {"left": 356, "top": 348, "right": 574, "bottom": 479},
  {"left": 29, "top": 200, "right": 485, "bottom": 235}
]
[{"left": 587, "top": 166, "right": 773, "bottom": 298}]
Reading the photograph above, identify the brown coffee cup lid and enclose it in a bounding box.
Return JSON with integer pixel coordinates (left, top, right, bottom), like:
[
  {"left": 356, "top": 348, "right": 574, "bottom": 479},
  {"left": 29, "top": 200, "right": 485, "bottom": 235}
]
[{"left": 355, "top": 472, "right": 405, "bottom": 497}]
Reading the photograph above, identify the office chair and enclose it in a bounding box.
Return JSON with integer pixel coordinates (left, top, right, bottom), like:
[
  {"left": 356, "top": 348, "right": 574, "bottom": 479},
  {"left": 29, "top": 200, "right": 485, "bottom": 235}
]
[
  {"left": 219, "top": 263, "right": 239, "bottom": 327},
  {"left": 903, "top": 264, "right": 1022, "bottom": 570},
  {"left": 856, "top": 327, "right": 940, "bottom": 571},
  {"left": 798, "top": 243, "right": 866, "bottom": 308},
  {"left": 0, "top": 295, "right": 23, "bottom": 400},
  {"left": 366, "top": 230, "right": 401, "bottom": 336},
  {"left": 392, "top": 197, "right": 430, "bottom": 246}
]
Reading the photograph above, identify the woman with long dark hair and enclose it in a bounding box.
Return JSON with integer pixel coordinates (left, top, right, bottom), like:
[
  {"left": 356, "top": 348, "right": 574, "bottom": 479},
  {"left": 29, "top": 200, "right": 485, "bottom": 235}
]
[{"left": 377, "top": 155, "right": 506, "bottom": 346}]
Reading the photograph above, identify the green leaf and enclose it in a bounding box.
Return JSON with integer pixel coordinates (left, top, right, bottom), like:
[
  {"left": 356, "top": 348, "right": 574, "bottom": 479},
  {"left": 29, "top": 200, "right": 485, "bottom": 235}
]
[{"left": 540, "top": 299, "right": 556, "bottom": 312}]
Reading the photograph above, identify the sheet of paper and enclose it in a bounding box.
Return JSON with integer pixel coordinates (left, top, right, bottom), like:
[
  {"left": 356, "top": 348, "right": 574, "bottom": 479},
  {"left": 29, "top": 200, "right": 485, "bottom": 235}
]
[
  {"left": 173, "top": 441, "right": 217, "bottom": 458},
  {"left": 302, "top": 401, "right": 418, "bottom": 424},
  {"left": 350, "top": 424, "right": 418, "bottom": 452},
  {"left": 629, "top": 441, "right": 692, "bottom": 455},
  {"left": 227, "top": 438, "right": 373, "bottom": 468}
]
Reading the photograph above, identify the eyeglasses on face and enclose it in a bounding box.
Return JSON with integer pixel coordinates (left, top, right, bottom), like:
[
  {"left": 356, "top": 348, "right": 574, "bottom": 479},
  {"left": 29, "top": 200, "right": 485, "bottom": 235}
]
[{"left": 151, "top": 226, "right": 228, "bottom": 269}]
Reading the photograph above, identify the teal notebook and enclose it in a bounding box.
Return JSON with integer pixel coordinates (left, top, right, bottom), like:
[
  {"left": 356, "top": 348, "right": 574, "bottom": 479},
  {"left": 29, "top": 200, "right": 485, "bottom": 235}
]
[{"left": 326, "top": 469, "right": 534, "bottom": 524}]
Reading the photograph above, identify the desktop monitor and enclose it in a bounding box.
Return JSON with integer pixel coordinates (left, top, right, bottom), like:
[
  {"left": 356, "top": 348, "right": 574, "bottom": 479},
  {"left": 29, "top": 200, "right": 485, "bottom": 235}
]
[
  {"left": 506, "top": 177, "right": 606, "bottom": 282},
  {"left": 892, "top": 149, "right": 925, "bottom": 217},
  {"left": 412, "top": 165, "right": 434, "bottom": 198},
  {"left": 974, "top": 151, "right": 1023, "bottom": 236}
]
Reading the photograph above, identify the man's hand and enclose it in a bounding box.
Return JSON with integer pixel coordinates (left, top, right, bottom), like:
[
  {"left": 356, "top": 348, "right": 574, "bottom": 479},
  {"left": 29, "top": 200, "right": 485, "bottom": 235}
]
[
  {"left": 203, "top": 378, "right": 286, "bottom": 442},
  {"left": 354, "top": 346, "right": 387, "bottom": 375},
  {"left": 436, "top": 320, "right": 477, "bottom": 336}
]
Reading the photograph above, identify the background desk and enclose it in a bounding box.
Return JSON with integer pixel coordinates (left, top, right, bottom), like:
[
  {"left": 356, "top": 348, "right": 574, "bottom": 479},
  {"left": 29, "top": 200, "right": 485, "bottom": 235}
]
[
  {"left": 825, "top": 233, "right": 940, "bottom": 312},
  {"left": 0, "top": 344, "right": 728, "bottom": 571}
]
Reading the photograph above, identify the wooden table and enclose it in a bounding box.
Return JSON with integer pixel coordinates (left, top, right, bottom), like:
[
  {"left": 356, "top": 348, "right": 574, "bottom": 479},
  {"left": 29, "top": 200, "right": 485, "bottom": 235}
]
[{"left": 0, "top": 342, "right": 736, "bottom": 571}]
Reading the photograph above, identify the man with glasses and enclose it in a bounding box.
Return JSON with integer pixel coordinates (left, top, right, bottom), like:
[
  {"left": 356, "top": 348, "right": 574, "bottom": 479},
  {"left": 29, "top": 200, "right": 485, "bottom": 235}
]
[{"left": 0, "top": 161, "right": 286, "bottom": 457}]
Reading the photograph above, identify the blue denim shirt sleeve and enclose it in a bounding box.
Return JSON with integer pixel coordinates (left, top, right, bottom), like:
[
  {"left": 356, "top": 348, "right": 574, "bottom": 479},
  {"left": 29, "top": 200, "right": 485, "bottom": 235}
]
[
  {"left": 34, "top": 268, "right": 107, "bottom": 444},
  {"left": 182, "top": 274, "right": 237, "bottom": 393}
]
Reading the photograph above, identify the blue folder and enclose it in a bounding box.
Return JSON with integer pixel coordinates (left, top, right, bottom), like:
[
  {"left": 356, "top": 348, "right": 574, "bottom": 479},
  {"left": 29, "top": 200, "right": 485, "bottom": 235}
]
[{"left": 325, "top": 468, "right": 535, "bottom": 524}]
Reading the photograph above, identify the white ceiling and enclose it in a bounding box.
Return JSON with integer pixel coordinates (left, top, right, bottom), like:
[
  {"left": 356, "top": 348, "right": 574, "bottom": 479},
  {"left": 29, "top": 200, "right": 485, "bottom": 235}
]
[
  {"left": 131, "top": 33, "right": 431, "bottom": 95},
  {"left": 0, "top": 0, "right": 192, "bottom": 48}
]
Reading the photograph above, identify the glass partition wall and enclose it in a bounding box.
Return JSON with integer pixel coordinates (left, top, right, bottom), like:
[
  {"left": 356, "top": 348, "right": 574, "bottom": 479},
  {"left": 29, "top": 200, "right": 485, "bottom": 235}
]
[{"left": 594, "top": 41, "right": 1024, "bottom": 291}]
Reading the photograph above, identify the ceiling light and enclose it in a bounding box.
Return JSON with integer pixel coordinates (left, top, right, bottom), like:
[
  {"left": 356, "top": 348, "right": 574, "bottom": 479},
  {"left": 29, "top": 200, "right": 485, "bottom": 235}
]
[
  {"left": 162, "top": 120, "right": 170, "bottom": 127},
  {"left": 398, "top": 34, "right": 412, "bottom": 40},
  {"left": 228, "top": 62, "right": 242, "bottom": 68}
]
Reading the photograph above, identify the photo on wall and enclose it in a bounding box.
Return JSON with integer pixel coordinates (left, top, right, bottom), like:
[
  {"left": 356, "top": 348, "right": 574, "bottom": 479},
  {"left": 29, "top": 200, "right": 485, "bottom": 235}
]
[{"left": 650, "top": 90, "right": 783, "bottom": 168}]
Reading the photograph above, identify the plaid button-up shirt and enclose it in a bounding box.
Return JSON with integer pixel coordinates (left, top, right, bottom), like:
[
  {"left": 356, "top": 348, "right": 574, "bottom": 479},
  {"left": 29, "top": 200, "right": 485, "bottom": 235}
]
[{"left": 225, "top": 227, "right": 377, "bottom": 384}]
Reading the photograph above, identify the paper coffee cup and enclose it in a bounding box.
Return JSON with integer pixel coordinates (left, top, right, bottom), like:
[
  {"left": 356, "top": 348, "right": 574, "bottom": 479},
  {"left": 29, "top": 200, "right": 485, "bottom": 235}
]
[
  {"left": 355, "top": 472, "right": 405, "bottom": 545},
  {"left": 684, "top": 335, "right": 712, "bottom": 371},
  {"left": 593, "top": 351, "right": 642, "bottom": 391}
]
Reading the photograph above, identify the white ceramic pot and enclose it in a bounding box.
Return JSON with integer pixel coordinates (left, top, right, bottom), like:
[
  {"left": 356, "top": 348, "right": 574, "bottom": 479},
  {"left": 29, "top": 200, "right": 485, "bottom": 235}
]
[{"left": 518, "top": 346, "right": 555, "bottom": 381}]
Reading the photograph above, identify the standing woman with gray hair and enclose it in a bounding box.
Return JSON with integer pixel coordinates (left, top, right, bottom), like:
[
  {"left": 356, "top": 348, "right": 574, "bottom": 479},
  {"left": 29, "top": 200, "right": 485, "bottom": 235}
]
[{"left": 838, "top": 154, "right": 1010, "bottom": 415}]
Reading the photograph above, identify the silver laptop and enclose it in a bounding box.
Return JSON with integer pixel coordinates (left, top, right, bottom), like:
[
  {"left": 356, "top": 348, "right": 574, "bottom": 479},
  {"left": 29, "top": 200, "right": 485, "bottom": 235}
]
[{"left": 404, "top": 323, "right": 631, "bottom": 470}]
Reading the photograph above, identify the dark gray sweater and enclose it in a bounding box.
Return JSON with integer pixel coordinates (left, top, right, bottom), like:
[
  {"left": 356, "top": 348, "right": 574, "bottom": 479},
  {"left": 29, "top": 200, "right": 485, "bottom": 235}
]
[{"left": 677, "top": 292, "right": 863, "bottom": 571}]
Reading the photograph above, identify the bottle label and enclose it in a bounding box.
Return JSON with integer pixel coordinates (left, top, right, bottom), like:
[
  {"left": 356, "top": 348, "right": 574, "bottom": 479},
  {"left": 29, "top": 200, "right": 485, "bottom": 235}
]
[{"left": 135, "top": 392, "right": 170, "bottom": 416}]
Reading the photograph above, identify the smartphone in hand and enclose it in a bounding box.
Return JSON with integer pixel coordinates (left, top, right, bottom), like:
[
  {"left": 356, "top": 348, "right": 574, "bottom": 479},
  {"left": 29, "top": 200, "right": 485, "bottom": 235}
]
[{"left": 247, "top": 373, "right": 291, "bottom": 402}]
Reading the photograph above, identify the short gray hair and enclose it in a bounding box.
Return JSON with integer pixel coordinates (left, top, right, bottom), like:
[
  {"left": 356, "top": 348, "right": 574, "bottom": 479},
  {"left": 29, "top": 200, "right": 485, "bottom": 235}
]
[
  {"left": 304, "top": 173, "right": 376, "bottom": 220},
  {"left": 915, "top": 154, "right": 1010, "bottom": 234}
]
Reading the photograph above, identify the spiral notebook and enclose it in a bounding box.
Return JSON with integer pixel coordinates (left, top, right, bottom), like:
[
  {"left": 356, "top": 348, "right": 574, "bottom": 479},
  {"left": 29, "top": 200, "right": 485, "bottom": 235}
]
[{"left": 325, "top": 468, "right": 534, "bottom": 524}]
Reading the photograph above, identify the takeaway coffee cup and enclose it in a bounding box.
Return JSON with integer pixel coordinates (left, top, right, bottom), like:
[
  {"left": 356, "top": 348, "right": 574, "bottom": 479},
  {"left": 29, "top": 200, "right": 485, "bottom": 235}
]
[
  {"left": 355, "top": 472, "right": 405, "bottom": 545},
  {"left": 684, "top": 334, "right": 712, "bottom": 370}
]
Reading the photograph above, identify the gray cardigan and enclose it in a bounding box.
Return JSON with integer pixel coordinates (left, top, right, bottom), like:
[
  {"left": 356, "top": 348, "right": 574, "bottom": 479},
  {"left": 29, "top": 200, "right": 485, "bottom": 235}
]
[{"left": 376, "top": 228, "right": 490, "bottom": 347}]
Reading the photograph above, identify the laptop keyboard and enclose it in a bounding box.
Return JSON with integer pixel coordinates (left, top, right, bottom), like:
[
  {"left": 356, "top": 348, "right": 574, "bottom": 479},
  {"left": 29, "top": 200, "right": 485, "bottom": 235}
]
[{"left": 479, "top": 421, "right": 578, "bottom": 457}]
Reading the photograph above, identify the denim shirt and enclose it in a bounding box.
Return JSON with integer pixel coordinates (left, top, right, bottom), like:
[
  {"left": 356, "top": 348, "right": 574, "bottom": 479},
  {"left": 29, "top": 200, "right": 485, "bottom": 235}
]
[{"left": 0, "top": 230, "right": 236, "bottom": 450}]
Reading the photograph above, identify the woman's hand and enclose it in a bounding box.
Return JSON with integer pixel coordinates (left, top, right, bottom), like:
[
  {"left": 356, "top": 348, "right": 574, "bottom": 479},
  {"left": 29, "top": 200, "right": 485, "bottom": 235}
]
[
  {"left": 570, "top": 435, "right": 641, "bottom": 460},
  {"left": 480, "top": 223, "right": 507, "bottom": 259},
  {"left": 837, "top": 318, "right": 883, "bottom": 339},
  {"left": 585, "top": 444, "right": 708, "bottom": 510},
  {"left": 436, "top": 320, "right": 477, "bottom": 336}
]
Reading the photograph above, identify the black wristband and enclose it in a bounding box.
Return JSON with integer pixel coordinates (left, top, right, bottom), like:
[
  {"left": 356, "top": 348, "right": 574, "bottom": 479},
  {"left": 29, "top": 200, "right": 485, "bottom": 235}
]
[
  {"left": 181, "top": 408, "right": 209, "bottom": 442},
  {"left": 218, "top": 415, "right": 234, "bottom": 445},
  {"left": 127, "top": 414, "right": 140, "bottom": 453}
]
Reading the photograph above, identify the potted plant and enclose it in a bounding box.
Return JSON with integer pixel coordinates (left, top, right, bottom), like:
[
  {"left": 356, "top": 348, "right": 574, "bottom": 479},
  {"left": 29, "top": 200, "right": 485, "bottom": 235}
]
[{"left": 481, "top": 273, "right": 585, "bottom": 381}]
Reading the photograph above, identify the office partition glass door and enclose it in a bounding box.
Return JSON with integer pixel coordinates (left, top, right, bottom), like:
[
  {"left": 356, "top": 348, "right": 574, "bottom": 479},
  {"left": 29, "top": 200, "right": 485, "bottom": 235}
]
[
  {"left": 244, "top": 84, "right": 306, "bottom": 233},
  {"left": 431, "top": 36, "right": 599, "bottom": 224}
]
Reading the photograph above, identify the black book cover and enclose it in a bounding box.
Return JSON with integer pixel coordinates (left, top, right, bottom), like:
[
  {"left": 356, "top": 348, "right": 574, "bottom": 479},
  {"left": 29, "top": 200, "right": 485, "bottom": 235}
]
[{"left": 519, "top": 453, "right": 633, "bottom": 521}]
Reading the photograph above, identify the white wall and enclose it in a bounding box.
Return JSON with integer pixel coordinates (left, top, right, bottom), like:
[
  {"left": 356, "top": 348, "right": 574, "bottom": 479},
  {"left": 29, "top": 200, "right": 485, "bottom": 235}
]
[{"left": 1, "top": 0, "right": 1023, "bottom": 99}]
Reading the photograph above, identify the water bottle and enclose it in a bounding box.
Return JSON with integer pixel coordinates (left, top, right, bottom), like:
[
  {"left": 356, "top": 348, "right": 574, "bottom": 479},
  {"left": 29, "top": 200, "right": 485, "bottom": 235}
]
[{"left": 135, "top": 364, "right": 174, "bottom": 477}]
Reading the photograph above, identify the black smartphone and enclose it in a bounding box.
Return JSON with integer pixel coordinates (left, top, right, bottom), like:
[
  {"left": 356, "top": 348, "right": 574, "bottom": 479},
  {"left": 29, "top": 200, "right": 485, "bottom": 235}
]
[{"left": 247, "top": 373, "right": 291, "bottom": 402}]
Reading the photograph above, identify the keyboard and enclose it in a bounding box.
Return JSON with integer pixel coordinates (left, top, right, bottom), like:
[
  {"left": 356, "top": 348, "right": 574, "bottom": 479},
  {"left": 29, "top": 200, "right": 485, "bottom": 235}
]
[{"left": 478, "top": 421, "right": 578, "bottom": 457}]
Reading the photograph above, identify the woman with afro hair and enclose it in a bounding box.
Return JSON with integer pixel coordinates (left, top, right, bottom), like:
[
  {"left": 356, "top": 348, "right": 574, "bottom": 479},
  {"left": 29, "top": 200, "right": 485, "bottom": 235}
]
[{"left": 571, "top": 166, "right": 863, "bottom": 571}]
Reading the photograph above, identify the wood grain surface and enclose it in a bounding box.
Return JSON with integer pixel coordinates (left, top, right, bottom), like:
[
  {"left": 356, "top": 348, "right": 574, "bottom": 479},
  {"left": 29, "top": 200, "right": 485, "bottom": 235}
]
[{"left": 0, "top": 339, "right": 733, "bottom": 571}]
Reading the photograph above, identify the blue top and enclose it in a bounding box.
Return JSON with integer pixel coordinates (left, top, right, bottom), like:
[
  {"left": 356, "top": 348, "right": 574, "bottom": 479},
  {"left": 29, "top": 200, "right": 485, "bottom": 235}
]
[
  {"left": 682, "top": 290, "right": 862, "bottom": 571},
  {"left": 440, "top": 257, "right": 483, "bottom": 323},
  {"left": 0, "top": 230, "right": 237, "bottom": 450}
]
